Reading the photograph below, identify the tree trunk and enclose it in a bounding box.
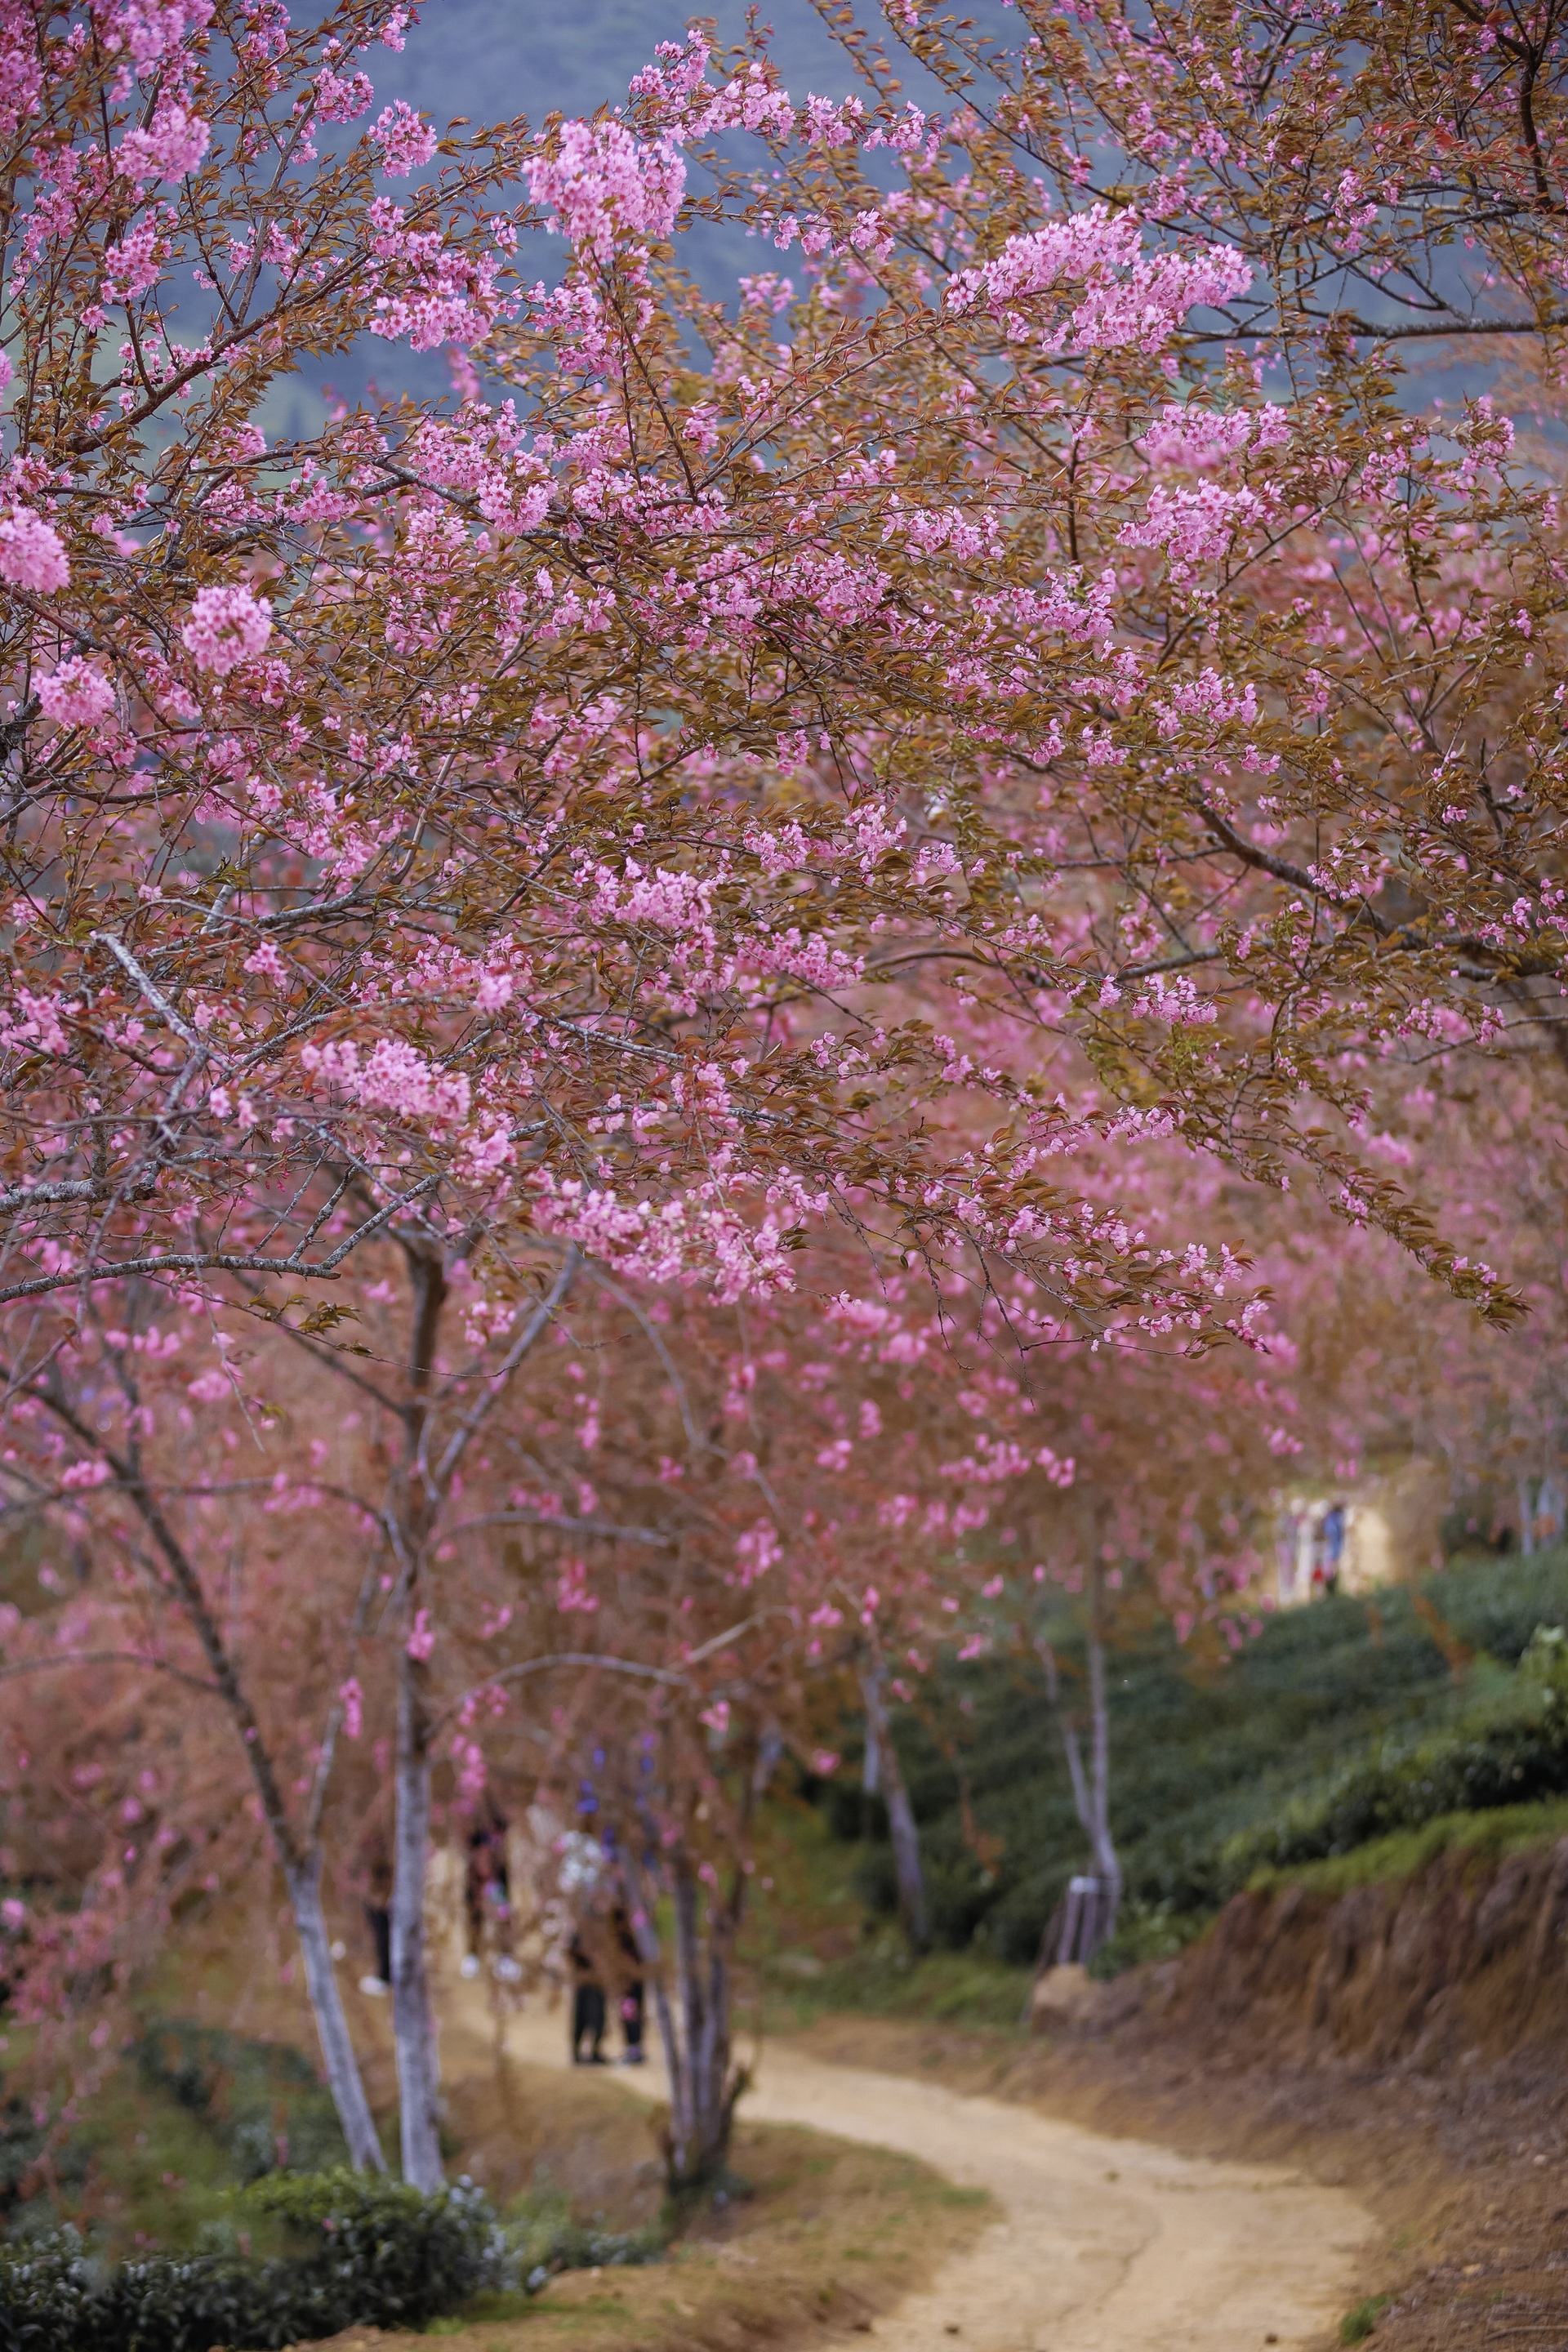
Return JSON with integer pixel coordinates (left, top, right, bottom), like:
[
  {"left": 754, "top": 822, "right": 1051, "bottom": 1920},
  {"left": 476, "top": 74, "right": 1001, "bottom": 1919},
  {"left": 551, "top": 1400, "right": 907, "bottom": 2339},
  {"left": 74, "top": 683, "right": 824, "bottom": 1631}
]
[
  {"left": 862, "top": 1698, "right": 880, "bottom": 1798},
  {"left": 858, "top": 1657, "right": 929, "bottom": 1950},
  {"left": 287, "top": 1856, "right": 385, "bottom": 2172},
  {"left": 1519, "top": 1474, "right": 1538, "bottom": 1557},
  {"left": 1034, "top": 1601, "right": 1120, "bottom": 1969},
  {"left": 391, "top": 1648, "right": 443, "bottom": 2190},
  {"left": 26, "top": 1365, "right": 387, "bottom": 2172},
  {"left": 625, "top": 1846, "right": 746, "bottom": 2194},
  {"left": 1084, "top": 1621, "right": 1121, "bottom": 1940},
  {"left": 380, "top": 1239, "right": 576, "bottom": 2187}
]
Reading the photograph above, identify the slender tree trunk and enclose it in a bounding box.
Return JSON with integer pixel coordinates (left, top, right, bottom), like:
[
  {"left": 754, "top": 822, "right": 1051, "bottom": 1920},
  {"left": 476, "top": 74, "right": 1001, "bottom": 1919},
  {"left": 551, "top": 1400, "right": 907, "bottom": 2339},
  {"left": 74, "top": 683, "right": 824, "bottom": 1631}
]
[
  {"left": 1035, "top": 1599, "right": 1120, "bottom": 1968},
  {"left": 25, "top": 1361, "right": 386, "bottom": 2171},
  {"left": 669, "top": 1851, "right": 744, "bottom": 2189},
  {"left": 391, "top": 1646, "right": 443, "bottom": 2190},
  {"left": 625, "top": 1843, "right": 746, "bottom": 2194},
  {"left": 1519, "top": 1474, "right": 1538, "bottom": 1557},
  {"left": 381, "top": 1241, "right": 575, "bottom": 2188},
  {"left": 862, "top": 1698, "right": 880, "bottom": 1799},
  {"left": 287, "top": 1855, "right": 384, "bottom": 2172},
  {"left": 1083, "top": 1621, "right": 1121, "bottom": 1944},
  {"left": 858, "top": 1656, "right": 929, "bottom": 1950},
  {"left": 384, "top": 1244, "right": 448, "bottom": 2192}
]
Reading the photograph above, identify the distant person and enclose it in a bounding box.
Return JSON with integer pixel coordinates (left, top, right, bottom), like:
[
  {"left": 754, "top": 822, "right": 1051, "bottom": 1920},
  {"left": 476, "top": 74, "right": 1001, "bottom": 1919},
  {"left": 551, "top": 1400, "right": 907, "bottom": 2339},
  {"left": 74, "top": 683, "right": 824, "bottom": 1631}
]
[
  {"left": 568, "top": 1931, "right": 607, "bottom": 2064},
  {"left": 359, "top": 1835, "right": 393, "bottom": 1998},
  {"left": 461, "top": 1811, "right": 512, "bottom": 1980},
  {"left": 612, "top": 1905, "right": 645, "bottom": 2065},
  {"left": 1321, "top": 1504, "right": 1346, "bottom": 1595}
]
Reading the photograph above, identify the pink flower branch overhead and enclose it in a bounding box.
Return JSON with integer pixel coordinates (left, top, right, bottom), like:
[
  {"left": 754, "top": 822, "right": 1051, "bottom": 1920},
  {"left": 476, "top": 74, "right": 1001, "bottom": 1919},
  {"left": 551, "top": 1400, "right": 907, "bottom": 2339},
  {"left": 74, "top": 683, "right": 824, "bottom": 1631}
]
[{"left": 0, "top": 0, "right": 1561, "bottom": 1343}]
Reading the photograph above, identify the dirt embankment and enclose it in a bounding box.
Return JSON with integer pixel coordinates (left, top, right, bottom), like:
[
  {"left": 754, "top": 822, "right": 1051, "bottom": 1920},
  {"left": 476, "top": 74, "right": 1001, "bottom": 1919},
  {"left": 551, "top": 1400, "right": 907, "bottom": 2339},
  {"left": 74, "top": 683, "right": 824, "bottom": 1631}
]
[{"left": 1154, "top": 1836, "right": 1568, "bottom": 2073}]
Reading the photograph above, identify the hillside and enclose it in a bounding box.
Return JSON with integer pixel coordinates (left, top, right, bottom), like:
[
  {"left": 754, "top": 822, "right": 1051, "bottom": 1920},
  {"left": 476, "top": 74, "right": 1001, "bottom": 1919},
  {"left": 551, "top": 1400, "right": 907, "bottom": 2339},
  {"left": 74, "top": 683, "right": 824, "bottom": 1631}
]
[{"left": 836, "top": 1551, "right": 1568, "bottom": 1966}]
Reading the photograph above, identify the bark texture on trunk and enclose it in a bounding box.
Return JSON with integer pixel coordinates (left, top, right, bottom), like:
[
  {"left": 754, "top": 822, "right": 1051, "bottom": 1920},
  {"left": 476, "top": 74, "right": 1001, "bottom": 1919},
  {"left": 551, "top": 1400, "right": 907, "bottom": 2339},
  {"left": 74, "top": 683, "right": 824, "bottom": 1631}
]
[
  {"left": 858, "top": 1657, "right": 929, "bottom": 1950},
  {"left": 287, "top": 1857, "right": 385, "bottom": 2172},
  {"left": 391, "top": 1650, "right": 443, "bottom": 2191},
  {"left": 25, "top": 1364, "right": 387, "bottom": 2172},
  {"left": 1035, "top": 1600, "right": 1121, "bottom": 1969},
  {"left": 1519, "top": 1474, "right": 1538, "bottom": 1556},
  {"left": 627, "top": 1847, "right": 747, "bottom": 2193}
]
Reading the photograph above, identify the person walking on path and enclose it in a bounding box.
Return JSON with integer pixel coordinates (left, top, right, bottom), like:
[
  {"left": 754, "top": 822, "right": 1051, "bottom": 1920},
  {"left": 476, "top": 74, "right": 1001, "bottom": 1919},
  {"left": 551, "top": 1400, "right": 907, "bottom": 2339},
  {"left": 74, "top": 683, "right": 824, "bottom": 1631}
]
[
  {"left": 611, "top": 1905, "right": 645, "bottom": 2065},
  {"left": 568, "top": 1929, "right": 607, "bottom": 2064},
  {"left": 1320, "top": 1503, "right": 1346, "bottom": 1596}
]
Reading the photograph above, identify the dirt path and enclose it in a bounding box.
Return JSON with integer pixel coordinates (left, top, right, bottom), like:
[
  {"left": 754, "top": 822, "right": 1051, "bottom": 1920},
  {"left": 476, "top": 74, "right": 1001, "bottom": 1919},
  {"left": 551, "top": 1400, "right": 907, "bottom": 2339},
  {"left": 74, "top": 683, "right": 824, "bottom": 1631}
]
[{"left": 483, "top": 1998, "right": 1375, "bottom": 2352}]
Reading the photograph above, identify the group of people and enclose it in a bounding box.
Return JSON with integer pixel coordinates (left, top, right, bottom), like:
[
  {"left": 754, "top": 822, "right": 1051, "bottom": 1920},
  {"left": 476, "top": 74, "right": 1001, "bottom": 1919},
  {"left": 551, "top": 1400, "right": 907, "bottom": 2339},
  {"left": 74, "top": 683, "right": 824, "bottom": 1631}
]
[
  {"left": 352, "top": 1810, "right": 646, "bottom": 2067},
  {"left": 1276, "top": 1498, "right": 1348, "bottom": 1604}
]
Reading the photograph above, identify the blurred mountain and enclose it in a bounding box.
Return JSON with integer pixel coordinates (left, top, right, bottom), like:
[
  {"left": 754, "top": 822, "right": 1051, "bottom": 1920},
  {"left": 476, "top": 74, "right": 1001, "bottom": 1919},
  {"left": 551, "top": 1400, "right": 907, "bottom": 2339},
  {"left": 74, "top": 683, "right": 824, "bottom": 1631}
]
[
  {"left": 380, "top": 0, "right": 858, "bottom": 131},
  {"left": 274, "top": 0, "right": 865, "bottom": 431}
]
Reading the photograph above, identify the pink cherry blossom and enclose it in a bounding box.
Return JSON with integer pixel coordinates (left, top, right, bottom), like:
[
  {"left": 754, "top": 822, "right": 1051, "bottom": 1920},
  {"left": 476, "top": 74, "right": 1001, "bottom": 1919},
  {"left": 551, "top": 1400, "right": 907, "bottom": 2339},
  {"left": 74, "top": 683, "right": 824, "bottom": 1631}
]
[
  {"left": 301, "top": 1035, "right": 472, "bottom": 1125},
  {"left": 525, "top": 118, "right": 685, "bottom": 262},
  {"left": 555, "top": 1557, "right": 599, "bottom": 1613},
  {"left": 316, "top": 65, "right": 374, "bottom": 122},
  {"left": 36, "top": 657, "right": 113, "bottom": 727},
  {"left": 100, "top": 216, "right": 166, "bottom": 305},
  {"left": 60, "top": 1458, "right": 112, "bottom": 1490},
  {"left": 373, "top": 100, "right": 437, "bottom": 177},
  {"left": 118, "top": 102, "right": 211, "bottom": 180},
  {"left": 945, "top": 203, "right": 1250, "bottom": 350},
  {"left": 180, "top": 583, "right": 273, "bottom": 675},
  {"left": 0, "top": 506, "right": 67, "bottom": 592}
]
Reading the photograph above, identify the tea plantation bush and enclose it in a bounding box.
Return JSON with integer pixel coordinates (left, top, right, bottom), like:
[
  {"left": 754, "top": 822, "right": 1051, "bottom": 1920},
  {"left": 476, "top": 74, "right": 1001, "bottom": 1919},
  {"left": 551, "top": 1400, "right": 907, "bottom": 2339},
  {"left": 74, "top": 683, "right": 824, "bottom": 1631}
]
[
  {"left": 847, "top": 1552, "right": 1568, "bottom": 1963},
  {"left": 0, "top": 2170, "right": 506, "bottom": 2352}
]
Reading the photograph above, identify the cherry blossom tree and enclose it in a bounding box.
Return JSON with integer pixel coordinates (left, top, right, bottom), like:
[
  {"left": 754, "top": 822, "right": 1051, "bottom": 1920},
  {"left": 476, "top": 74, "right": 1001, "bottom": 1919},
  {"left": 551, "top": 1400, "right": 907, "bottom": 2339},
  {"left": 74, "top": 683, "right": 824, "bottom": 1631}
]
[
  {"left": 7, "top": 0, "right": 1568, "bottom": 2202},
  {"left": 0, "top": 1284, "right": 402, "bottom": 2171},
  {"left": 11, "top": 0, "right": 1561, "bottom": 1369}
]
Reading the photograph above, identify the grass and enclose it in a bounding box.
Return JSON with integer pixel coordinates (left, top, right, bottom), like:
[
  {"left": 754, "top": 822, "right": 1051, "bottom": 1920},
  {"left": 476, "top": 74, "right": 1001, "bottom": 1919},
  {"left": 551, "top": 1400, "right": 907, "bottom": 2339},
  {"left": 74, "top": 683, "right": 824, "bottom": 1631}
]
[
  {"left": 760, "top": 1937, "right": 1031, "bottom": 2036},
  {"left": 11, "top": 2039, "right": 340, "bottom": 2254},
  {"left": 1340, "top": 2292, "right": 1394, "bottom": 2343},
  {"left": 736, "top": 1794, "right": 1033, "bottom": 2034},
  {"left": 325, "top": 2122, "right": 990, "bottom": 2352}
]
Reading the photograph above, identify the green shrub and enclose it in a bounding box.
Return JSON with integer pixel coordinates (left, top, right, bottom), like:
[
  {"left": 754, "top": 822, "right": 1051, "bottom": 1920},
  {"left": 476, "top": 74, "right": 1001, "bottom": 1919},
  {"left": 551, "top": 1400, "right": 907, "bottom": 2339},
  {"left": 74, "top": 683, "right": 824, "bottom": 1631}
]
[
  {"left": 1085, "top": 1900, "right": 1209, "bottom": 1980},
  {"left": 0, "top": 2169, "right": 506, "bottom": 2352},
  {"left": 1431, "top": 1559, "right": 1568, "bottom": 1664},
  {"left": 1340, "top": 2292, "right": 1392, "bottom": 2342}
]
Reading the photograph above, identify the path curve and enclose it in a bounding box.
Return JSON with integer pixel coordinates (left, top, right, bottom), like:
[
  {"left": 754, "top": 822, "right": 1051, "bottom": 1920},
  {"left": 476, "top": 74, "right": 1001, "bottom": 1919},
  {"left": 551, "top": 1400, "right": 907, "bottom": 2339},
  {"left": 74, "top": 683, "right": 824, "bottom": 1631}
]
[{"left": 489, "top": 1998, "right": 1374, "bottom": 2352}]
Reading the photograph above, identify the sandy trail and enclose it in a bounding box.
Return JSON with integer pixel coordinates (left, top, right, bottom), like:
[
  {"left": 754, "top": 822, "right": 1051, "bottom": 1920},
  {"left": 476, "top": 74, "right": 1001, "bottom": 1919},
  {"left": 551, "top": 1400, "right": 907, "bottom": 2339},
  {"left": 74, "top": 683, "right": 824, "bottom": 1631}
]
[{"left": 479, "top": 1995, "right": 1375, "bottom": 2352}]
